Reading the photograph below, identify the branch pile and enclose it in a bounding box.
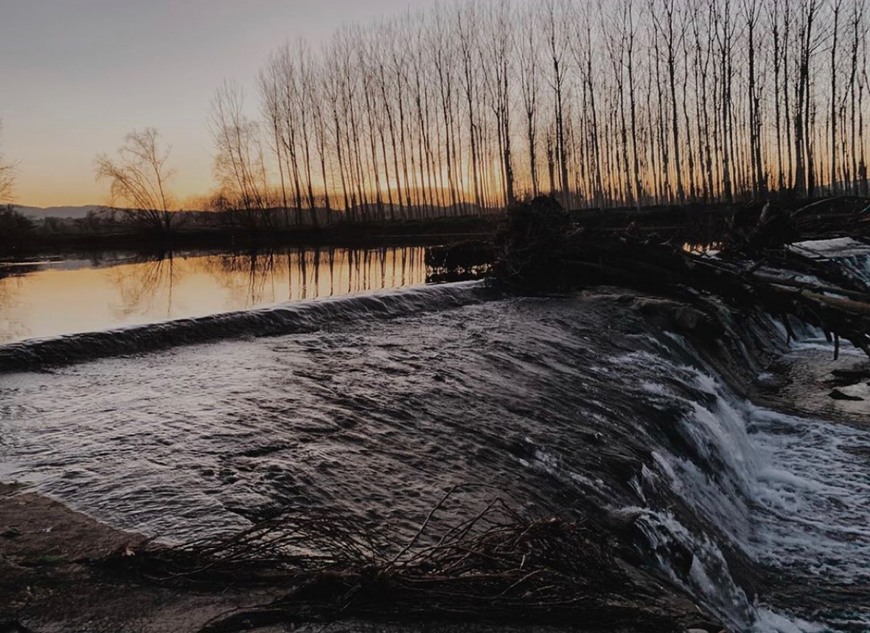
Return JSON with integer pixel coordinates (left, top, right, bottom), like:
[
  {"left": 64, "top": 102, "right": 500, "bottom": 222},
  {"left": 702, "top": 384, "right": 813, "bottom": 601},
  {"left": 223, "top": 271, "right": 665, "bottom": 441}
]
[
  {"left": 496, "top": 196, "right": 870, "bottom": 357},
  {"left": 100, "top": 494, "right": 717, "bottom": 633}
]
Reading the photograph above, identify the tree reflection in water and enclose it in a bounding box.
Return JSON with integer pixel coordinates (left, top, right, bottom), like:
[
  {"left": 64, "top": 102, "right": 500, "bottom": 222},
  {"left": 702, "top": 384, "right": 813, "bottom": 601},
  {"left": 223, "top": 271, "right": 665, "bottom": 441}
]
[
  {"left": 0, "top": 246, "right": 439, "bottom": 342},
  {"left": 107, "top": 246, "right": 429, "bottom": 318},
  {"left": 0, "top": 265, "right": 27, "bottom": 341},
  {"left": 108, "top": 252, "right": 179, "bottom": 320}
]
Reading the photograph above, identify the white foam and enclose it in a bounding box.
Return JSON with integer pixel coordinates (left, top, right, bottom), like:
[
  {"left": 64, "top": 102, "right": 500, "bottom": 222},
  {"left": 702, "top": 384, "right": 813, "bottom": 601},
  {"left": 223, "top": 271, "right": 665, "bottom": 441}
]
[
  {"left": 790, "top": 237, "right": 867, "bottom": 256},
  {"left": 633, "top": 507, "right": 756, "bottom": 631},
  {"left": 754, "top": 608, "right": 827, "bottom": 633},
  {"left": 628, "top": 346, "right": 870, "bottom": 630},
  {"left": 745, "top": 405, "right": 870, "bottom": 582}
]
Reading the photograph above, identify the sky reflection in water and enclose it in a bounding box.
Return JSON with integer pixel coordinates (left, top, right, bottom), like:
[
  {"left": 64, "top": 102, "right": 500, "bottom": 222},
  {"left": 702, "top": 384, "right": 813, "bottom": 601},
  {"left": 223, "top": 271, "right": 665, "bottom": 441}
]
[{"left": 0, "top": 247, "right": 427, "bottom": 343}]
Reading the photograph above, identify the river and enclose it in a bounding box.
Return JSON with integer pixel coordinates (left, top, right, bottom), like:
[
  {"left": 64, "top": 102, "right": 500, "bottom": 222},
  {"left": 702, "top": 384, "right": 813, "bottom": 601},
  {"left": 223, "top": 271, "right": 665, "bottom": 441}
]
[{"left": 0, "top": 242, "right": 868, "bottom": 632}]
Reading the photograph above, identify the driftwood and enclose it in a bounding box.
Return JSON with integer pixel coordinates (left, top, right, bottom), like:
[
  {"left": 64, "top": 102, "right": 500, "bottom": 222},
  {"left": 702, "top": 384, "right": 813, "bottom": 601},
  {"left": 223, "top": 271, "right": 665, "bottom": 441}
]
[{"left": 496, "top": 196, "right": 870, "bottom": 359}]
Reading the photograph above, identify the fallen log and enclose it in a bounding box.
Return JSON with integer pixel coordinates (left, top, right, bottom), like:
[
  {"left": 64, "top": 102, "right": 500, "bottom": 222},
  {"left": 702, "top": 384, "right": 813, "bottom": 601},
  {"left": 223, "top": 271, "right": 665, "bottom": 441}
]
[{"left": 495, "top": 196, "right": 870, "bottom": 359}]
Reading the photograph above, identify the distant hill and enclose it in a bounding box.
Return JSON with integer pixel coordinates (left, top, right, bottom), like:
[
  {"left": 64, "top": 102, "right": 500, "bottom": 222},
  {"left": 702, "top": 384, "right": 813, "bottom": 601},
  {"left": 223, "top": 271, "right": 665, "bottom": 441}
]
[{"left": 13, "top": 205, "right": 101, "bottom": 219}]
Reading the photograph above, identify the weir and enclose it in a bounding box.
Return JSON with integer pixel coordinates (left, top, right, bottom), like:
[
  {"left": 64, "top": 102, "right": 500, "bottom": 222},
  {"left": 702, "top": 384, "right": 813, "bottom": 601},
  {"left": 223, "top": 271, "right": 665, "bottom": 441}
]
[
  {"left": 0, "top": 242, "right": 868, "bottom": 632},
  {"left": 0, "top": 280, "right": 490, "bottom": 373}
]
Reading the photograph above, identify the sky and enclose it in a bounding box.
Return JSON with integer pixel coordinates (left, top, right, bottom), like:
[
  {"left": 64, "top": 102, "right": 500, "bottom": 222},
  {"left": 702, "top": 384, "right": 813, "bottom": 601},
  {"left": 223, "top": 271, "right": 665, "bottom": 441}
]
[{"left": 0, "top": 0, "right": 435, "bottom": 207}]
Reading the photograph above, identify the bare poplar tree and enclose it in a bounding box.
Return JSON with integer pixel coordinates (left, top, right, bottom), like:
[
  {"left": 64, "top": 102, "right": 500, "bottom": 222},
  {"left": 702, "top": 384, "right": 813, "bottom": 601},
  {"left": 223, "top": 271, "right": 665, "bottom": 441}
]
[
  {"left": 456, "top": 3, "right": 485, "bottom": 210},
  {"left": 830, "top": 0, "right": 844, "bottom": 192},
  {"left": 516, "top": 3, "right": 541, "bottom": 198},
  {"left": 295, "top": 40, "right": 321, "bottom": 225},
  {"left": 570, "top": 4, "right": 604, "bottom": 207},
  {"left": 258, "top": 56, "right": 290, "bottom": 226},
  {"left": 599, "top": 1, "right": 629, "bottom": 206},
  {"left": 743, "top": 0, "right": 766, "bottom": 196},
  {"left": 792, "top": 0, "right": 817, "bottom": 196},
  {"left": 846, "top": 0, "right": 865, "bottom": 193},
  {"left": 479, "top": 1, "right": 516, "bottom": 206},
  {"left": 541, "top": 0, "right": 572, "bottom": 206},
  {"left": 651, "top": 0, "right": 686, "bottom": 202},
  {"left": 210, "top": 81, "right": 270, "bottom": 227}
]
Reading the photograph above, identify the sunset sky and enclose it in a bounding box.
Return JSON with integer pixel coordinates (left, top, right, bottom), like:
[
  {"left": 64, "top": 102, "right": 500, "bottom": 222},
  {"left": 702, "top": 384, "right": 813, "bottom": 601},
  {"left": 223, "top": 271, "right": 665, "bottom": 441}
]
[{"left": 0, "top": 0, "right": 434, "bottom": 208}]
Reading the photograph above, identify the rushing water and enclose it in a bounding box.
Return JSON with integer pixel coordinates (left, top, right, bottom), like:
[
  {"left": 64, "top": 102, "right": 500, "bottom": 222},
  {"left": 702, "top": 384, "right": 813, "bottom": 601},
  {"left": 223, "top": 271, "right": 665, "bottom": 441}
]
[{"left": 0, "top": 242, "right": 868, "bottom": 632}]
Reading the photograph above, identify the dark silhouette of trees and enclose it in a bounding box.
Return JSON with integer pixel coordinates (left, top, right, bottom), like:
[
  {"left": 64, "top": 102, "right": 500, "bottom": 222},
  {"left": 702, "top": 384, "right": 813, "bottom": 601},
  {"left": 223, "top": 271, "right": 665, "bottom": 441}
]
[
  {"left": 210, "top": 82, "right": 274, "bottom": 229},
  {"left": 94, "top": 128, "right": 177, "bottom": 234},
  {"left": 209, "top": 0, "right": 870, "bottom": 222},
  {"left": 0, "top": 120, "right": 17, "bottom": 204}
]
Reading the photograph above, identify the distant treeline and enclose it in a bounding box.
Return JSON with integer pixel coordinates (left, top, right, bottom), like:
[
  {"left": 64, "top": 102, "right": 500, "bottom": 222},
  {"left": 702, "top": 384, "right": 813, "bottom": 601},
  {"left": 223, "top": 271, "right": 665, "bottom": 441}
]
[
  {"left": 0, "top": 204, "right": 498, "bottom": 253},
  {"left": 204, "top": 0, "right": 870, "bottom": 225}
]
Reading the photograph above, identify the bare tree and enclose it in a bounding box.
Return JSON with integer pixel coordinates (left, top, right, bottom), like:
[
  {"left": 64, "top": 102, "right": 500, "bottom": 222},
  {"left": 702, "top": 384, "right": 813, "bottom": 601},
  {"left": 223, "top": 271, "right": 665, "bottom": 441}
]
[
  {"left": 258, "top": 54, "right": 290, "bottom": 227},
  {"left": 847, "top": 0, "right": 865, "bottom": 193},
  {"left": 516, "top": 3, "right": 541, "bottom": 198},
  {"left": 792, "top": 0, "right": 820, "bottom": 196},
  {"left": 830, "top": 0, "right": 845, "bottom": 192},
  {"left": 542, "top": 0, "right": 572, "bottom": 206},
  {"left": 210, "top": 81, "right": 270, "bottom": 228},
  {"left": 456, "top": 3, "right": 485, "bottom": 211},
  {"left": 480, "top": 1, "right": 516, "bottom": 207},
  {"left": 94, "top": 128, "right": 176, "bottom": 233},
  {"left": 0, "top": 120, "right": 17, "bottom": 204},
  {"left": 651, "top": 0, "right": 687, "bottom": 202}
]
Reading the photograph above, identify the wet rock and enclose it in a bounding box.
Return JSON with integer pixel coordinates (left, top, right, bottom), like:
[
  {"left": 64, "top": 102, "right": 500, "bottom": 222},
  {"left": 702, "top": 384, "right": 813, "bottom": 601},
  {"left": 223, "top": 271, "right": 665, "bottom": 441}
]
[
  {"left": 602, "top": 508, "right": 643, "bottom": 539},
  {"left": 755, "top": 371, "right": 787, "bottom": 391},
  {"left": 829, "top": 388, "right": 864, "bottom": 401},
  {"left": 633, "top": 298, "right": 721, "bottom": 338},
  {"left": 829, "top": 367, "right": 870, "bottom": 386}
]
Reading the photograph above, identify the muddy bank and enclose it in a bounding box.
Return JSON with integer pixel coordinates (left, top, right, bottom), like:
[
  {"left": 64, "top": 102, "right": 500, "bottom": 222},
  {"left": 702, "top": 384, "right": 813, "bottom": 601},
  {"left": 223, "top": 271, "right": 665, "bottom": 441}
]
[
  {"left": 1, "top": 215, "right": 500, "bottom": 259},
  {"left": 0, "top": 483, "right": 722, "bottom": 633},
  {"left": 0, "top": 484, "right": 286, "bottom": 633}
]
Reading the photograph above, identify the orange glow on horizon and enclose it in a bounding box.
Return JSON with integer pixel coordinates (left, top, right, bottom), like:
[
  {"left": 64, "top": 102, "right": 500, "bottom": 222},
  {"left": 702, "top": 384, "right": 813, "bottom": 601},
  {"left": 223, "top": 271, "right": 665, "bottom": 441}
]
[{"left": 14, "top": 175, "right": 216, "bottom": 210}]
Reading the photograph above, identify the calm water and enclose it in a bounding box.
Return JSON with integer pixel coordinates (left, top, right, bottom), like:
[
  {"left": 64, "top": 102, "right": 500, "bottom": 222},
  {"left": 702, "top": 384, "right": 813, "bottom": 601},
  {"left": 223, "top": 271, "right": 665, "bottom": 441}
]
[{"left": 0, "top": 247, "right": 428, "bottom": 343}]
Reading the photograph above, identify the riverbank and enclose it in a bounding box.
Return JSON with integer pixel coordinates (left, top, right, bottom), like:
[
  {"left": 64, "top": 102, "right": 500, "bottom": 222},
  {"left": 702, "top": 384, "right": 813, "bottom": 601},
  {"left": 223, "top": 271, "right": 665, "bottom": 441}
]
[
  {"left": 2, "top": 200, "right": 758, "bottom": 258},
  {"left": 0, "top": 483, "right": 289, "bottom": 633},
  {"left": 8, "top": 196, "right": 867, "bottom": 259},
  {"left": 1, "top": 214, "right": 500, "bottom": 258},
  {"left": 0, "top": 483, "right": 722, "bottom": 633}
]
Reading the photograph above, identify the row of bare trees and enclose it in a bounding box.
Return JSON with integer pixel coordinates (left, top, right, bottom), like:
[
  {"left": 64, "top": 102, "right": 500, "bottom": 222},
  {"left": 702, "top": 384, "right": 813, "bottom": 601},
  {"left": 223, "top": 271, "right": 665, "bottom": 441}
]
[
  {"left": 91, "top": 0, "right": 870, "bottom": 230},
  {"left": 203, "top": 0, "right": 870, "bottom": 225}
]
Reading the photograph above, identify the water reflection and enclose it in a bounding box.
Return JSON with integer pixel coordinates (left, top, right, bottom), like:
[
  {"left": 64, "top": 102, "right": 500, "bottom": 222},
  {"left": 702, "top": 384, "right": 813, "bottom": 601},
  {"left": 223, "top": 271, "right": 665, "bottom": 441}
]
[
  {"left": 0, "top": 268, "right": 28, "bottom": 342},
  {"left": 108, "top": 253, "right": 179, "bottom": 320},
  {"left": 0, "top": 246, "right": 433, "bottom": 343},
  {"left": 681, "top": 241, "right": 724, "bottom": 254},
  {"left": 201, "top": 247, "right": 428, "bottom": 306}
]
